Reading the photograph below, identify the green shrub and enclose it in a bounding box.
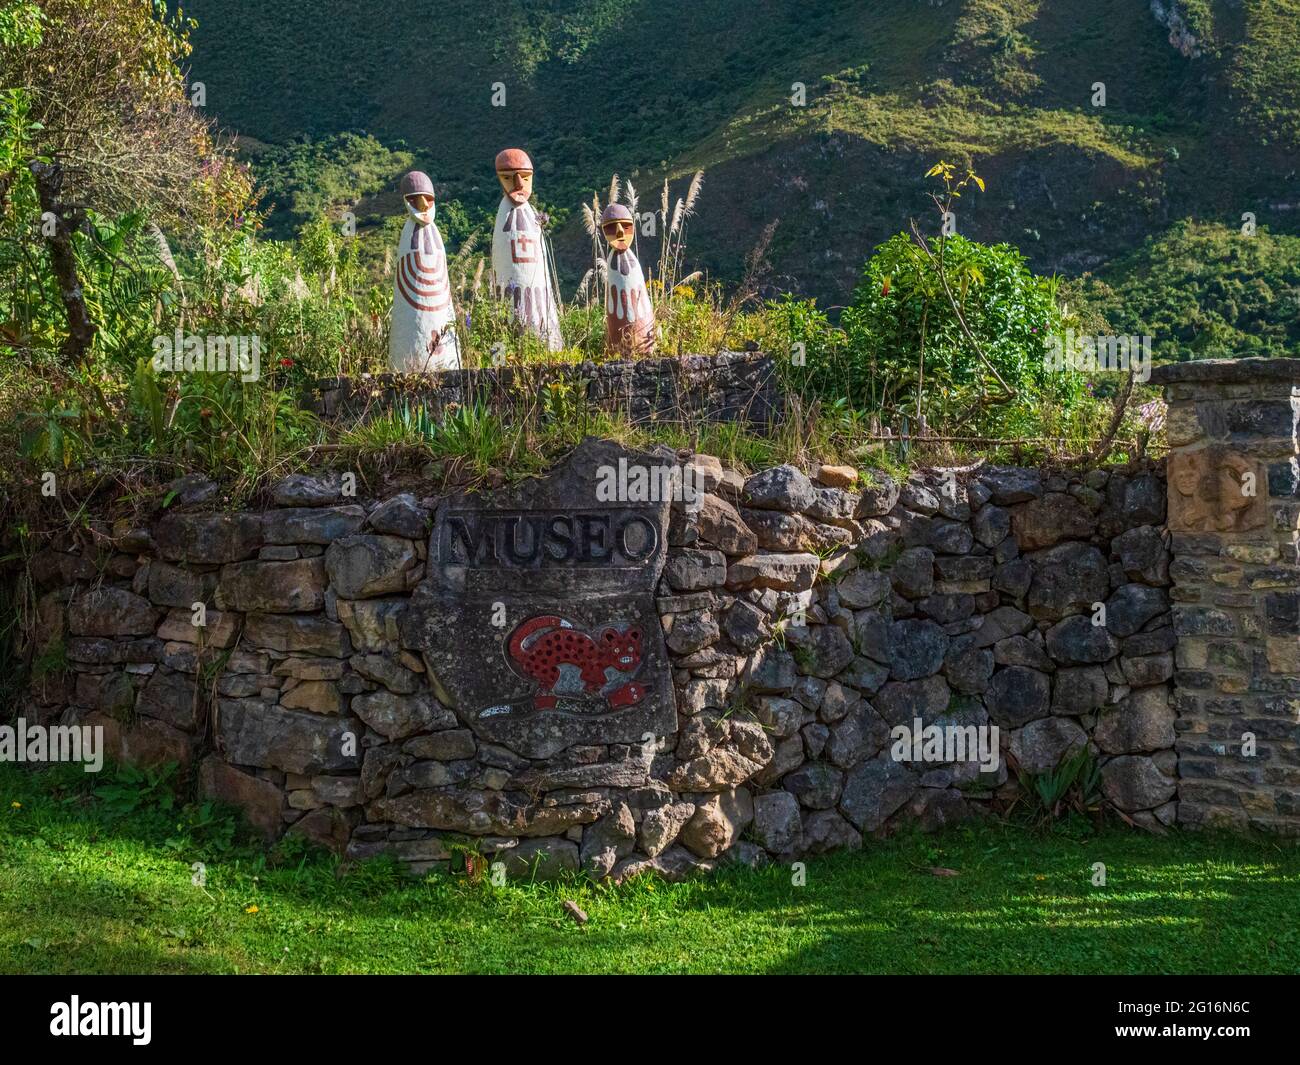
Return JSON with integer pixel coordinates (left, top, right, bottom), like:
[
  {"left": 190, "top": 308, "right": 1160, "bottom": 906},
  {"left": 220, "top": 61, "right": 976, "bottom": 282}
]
[{"left": 837, "top": 232, "right": 1084, "bottom": 437}]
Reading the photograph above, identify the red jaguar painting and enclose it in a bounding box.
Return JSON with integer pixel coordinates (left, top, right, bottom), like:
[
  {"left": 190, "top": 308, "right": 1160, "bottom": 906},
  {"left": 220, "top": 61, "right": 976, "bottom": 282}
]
[{"left": 505, "top": 614, "right": 647, "bottom": 712}]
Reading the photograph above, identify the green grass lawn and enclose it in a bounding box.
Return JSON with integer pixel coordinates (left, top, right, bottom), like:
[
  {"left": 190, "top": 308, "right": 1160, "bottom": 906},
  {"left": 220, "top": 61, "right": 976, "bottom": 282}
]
[{"left": 1, "top": 761, "right": 1298, "bottom": 974}]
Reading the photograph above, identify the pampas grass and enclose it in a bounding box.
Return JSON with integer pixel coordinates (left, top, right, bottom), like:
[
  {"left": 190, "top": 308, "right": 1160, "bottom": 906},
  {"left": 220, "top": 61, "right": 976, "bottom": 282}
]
[{"left": 658, "top": 170, "right": 704, "bottom": 298}]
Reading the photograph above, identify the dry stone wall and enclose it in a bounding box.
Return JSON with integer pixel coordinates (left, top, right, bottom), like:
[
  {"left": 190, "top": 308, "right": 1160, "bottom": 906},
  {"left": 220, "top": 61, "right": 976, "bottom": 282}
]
[
  {"left": 23, "top": 436, "right": 1196, "bottom": 878},
  {"left": 304, "top": 350, "right": 783, "bottom": 430},
  {"left": 656, "top": 452, "right": 1177, "bottom": 847}
]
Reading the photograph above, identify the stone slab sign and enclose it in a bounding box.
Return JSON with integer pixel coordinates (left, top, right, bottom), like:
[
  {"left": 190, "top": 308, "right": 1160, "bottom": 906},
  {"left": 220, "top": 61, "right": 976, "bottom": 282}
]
[{"left": 401, "top": 437, "right": 677, "bottom": 757}]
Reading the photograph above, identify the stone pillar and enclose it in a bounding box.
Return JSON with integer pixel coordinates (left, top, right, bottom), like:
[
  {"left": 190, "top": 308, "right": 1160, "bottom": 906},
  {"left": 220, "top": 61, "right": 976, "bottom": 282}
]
[{"left": 1151, "top": 358, "right": 1300, "bottom": 832}]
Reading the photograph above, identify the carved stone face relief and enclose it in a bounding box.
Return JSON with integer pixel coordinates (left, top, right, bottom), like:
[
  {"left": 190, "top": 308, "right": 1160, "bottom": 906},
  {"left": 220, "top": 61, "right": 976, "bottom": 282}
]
[
  {"left": 1167, "top": 445, "right": 1267, "bottom": 533},
  {"left": 400, "top": 439, "right": 676, "bottom": 758}
]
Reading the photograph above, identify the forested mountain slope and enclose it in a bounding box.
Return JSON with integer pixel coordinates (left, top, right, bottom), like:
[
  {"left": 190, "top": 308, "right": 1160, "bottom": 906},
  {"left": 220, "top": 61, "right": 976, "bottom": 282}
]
[{"left": 183, "top": 0, "right": 1300, "bottom": 306}]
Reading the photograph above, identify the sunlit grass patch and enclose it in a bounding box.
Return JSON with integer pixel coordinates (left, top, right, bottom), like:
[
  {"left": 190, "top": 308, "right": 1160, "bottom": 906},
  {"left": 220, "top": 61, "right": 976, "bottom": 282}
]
[{"left": 2, "top": 761, "right": 1297, "bottom": 975}]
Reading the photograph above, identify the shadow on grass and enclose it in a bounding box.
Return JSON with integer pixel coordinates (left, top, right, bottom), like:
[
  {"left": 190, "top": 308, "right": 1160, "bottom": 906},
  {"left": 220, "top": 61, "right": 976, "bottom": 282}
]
[{"left": 3, "top": 761, "right": 1298, "bottom": 974}]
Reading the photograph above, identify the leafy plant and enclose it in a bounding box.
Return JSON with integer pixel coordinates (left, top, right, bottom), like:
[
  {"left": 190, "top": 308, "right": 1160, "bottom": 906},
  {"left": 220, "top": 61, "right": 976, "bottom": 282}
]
[
  {"left": 442, "top": 835, "right": 490, "bottom": 880},
  {"left": 163, "top": 800, "right": 240, "bottom": 859},
  {"left": 1014, "top": 746, "right": 1104, "bottom": 824},
  {"left": 131, "top": 355, "right": 166, "bottom": 447},
  {"left": 92, "top": 761, "right": 179, "bottom": 818},
  {"left": 841, "top": 228, "right": 1082, "bottom": 439},
  {"left": 18, "top": 396, "right": 83, "bottom": 467},
  {"left": 429, "top": 401, "right": 507, "bottom": 469}
]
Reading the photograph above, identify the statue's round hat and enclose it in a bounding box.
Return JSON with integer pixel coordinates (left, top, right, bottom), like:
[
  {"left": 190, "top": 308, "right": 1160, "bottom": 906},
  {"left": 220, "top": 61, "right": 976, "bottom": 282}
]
[
  {"left": 494, "top": 148, "right": 534, "bottom": 172},
  {"left": 400, "top": 171, "right": 435, "bottom": 198},
  {"left": 600, "top": 203, "right": 634, "bottom": 225}
]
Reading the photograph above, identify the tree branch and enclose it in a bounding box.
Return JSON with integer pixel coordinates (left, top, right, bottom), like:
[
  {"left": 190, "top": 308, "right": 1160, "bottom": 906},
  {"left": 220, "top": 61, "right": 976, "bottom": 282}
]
[
  {"left": 1084, "top": 367, "right": 1135, "bottom": 467},
  {"left": 30, "top": 160, "right": 96, "bottom": 365},
  {"left": 909, "top": 218, "right": 1016, "bottom": 401}
]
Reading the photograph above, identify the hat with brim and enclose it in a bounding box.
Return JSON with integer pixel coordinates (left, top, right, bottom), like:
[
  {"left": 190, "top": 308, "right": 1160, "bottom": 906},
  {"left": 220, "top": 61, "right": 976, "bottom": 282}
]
[
  {"left": 600, "top": 203, "right": 634, "bottom": 226},
  {"left": 400, "top": 171, "right": 435, "bottom": 198},
  {"left": 494, "top": 148, "right": 534, "bottom": 172}
]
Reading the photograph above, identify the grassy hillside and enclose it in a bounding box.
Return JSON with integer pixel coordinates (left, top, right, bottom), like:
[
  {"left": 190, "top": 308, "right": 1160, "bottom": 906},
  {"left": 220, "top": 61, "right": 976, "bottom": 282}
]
[{"left": 181, "top": 0, "right": 1300, "bottom": 307}]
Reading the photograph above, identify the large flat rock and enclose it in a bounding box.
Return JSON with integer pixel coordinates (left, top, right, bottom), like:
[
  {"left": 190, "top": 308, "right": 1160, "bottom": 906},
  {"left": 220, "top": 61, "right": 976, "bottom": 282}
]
[{"left": 400, "top": 438, "right": 678, "bottom": 758}]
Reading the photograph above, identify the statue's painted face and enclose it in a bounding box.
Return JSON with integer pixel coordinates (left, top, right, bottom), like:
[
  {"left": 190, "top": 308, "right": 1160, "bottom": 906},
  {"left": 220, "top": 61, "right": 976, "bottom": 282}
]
[
  {"left": 498, "top": 168, "right": 533, "bottom": 205},
  {"left": 602, "top": 217, "right": 634, "bottom": 251},
  {"left": 404, "top": 193, "right": 436, "bottom": 224}
]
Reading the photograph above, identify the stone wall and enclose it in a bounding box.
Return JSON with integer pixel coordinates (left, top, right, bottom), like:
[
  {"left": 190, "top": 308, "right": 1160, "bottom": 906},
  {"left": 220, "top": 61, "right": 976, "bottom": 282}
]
[
  {"left": 656, "top": 453, "right": 1176, "bottom": 846},
  {"left": 303, "top": 350, "right": 783, "bottom": 430},
  {"left": 23, "top": 438, "right": 1194, "bottom": 878},
  {"left": 1153, "top": 358, "right": 1300, "bottom": 832}
]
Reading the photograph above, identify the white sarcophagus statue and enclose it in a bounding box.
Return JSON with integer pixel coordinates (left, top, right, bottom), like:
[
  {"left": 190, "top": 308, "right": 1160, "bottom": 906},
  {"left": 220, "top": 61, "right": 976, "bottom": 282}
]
[
  {"left": 390, "top": 170, "right": 461, "bottom": 372},
  {"left": 490, "top": 148, "right": 563, "bottom": 351},
  {"left": 600, "top": 203, "right": 654, "bottom": 356}
]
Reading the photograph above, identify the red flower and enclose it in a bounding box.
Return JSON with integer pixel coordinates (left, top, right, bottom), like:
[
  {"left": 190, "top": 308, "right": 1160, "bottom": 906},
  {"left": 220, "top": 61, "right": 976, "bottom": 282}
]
[{"left": 279, "top": 357, "right": 294, "bottom": 368}]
